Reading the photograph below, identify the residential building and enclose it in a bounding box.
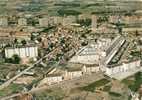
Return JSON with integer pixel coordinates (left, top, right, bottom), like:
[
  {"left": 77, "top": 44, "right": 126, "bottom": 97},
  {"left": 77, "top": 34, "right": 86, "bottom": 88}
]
[
  {"left": 39, "top": 73, "right": 63, "bottom": 86},
  {"left": 82, "top": 64, "right": 100, "bottom": 74},
  {"left": 105, "top": 60, "right": 141, "bottom": 76},
  {"left": 62, "top": 16, "right": 77, "bottom": 26},
  {"left": 53, "top": 16, "right": 63, "bottom": 25},
  {"left": 38, "top": 63, "right": 101, "bottom": 86},
  {"left": 95, "top": 23, "right": 118, "bottom": 34},
  {"left": 122, "top": 27, "right": 142, "bottom": 33},
  {"left": 109, "top": 15, "right": 120, "bottom": 23},
  {"left": 63, "top": 63, "right": 83, "bottom": 80},
  {"left": 18, "top": 18, "right": 27, "bottom": 26},
  {"left": 5, "top": 45, "right": 38, "bottom": 59},
  {"left": 64, "top": 68, "right": 83, "bottom": 80},
  {"left": 70, "top": 38, "right": 111, "bottom": 64},
  {"left": 39, "top": 17, "right": 49, "bottom": 27},
  {"left": 14, "top": 31, "right": 31, "bottom": 40},
  {"left": 121, "top": 15, "right": 142, "bottom": 24}
]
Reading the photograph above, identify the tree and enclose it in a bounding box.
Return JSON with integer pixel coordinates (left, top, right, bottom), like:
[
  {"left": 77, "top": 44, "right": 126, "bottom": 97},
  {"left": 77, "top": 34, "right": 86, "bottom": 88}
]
[
  {"left": 21, "top": 40, "right": 27, "bottom": 45},
  {"left": 14, "top": 38, "right": 18, "bottom": 44},
  {"left": 37, "top": 37, "right": 42, "bottom": 42},
  {"left": 12, "top": 54, "right": 21, "bottom": 64},
  {"left": 135, "top": 30, "right": 139, "bottom": 36}
]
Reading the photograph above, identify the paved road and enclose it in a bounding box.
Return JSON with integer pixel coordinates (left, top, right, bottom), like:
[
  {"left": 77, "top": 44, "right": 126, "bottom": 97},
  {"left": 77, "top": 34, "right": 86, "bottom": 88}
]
[{"left": 1, "top": 72, "right": 104, "bottom": 100}]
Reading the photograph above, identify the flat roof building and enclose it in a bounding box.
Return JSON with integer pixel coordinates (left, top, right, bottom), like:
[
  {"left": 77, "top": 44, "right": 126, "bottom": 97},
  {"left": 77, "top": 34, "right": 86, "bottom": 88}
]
[{"left": 5, "top": 45, "right": 38, "bottom": 59}]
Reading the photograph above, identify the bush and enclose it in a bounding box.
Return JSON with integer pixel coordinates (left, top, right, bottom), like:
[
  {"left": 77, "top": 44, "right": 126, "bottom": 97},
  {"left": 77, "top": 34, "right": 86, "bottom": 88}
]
[
  {"left": 80, "top": 79, "right": 110, "bottom": 92},
  {"left": 77, "top": 18, "right": 91, "bottom": 26},
  {"left": 109, "top": 92, "right": 122, "bottom": 97},
  {"left": 57, "top": 9, "right": 81, "bottom": 16},
  {"left": 12, "top": 54, "right": 21, "bottom": 64},
  {"left": 5, "top": 54, "right": 21, "bottom": 64}
]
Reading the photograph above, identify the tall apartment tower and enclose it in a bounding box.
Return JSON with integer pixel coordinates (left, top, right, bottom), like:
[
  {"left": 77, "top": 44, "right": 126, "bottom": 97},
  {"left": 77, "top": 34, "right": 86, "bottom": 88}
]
[
  {"left": 0, "top": 17, "right": 8, "bottom": 27},
  {"left": 91, "top": 15, "right": 97, "bottom": 32}
]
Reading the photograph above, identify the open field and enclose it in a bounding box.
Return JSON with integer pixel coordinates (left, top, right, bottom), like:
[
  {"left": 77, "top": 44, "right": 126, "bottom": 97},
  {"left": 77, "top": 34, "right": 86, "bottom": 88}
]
[{"left": 0, "top": 0, "right": 142, "bottom": 16}]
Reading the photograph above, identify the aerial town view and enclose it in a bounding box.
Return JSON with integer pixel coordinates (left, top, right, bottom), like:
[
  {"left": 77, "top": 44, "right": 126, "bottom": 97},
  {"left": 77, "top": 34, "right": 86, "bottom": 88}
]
[{"left": 0, "top": 0, "right": 142, "bottom": 100}]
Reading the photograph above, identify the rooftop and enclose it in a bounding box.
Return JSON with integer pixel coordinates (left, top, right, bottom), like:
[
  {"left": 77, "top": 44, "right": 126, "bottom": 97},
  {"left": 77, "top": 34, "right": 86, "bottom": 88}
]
[{"left": 107, "top": 59, "right": 140, "bottom": 68}]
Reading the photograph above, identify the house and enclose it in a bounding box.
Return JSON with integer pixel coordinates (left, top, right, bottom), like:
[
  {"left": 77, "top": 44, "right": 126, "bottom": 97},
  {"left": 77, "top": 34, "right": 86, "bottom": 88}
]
[
  {"left": 39, "top": 17, "right": 49, "bottom": 27},
  {"left": 18, "top": 18, "right": 27, "bottom": 26}
]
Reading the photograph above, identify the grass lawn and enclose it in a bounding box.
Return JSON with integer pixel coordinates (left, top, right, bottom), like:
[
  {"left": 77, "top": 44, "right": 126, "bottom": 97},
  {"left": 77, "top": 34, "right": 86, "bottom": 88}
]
[
  {"left": 80, "top": 78, "right": 110, "bottom": 92},
  {"left": 122, "top": 78, "right": 135, "bottom": 86},
  {"left": 122, "top": 72, "right": 142, "bottom": 92},
  {"left": 103, "top": 85, "right": 111, "bottom": 92},
  {"left": 0, "top": 84, "right": 23, "bottom": 97},
  {"left": 109, "top": 92, "right": 122, "bottom": 97}
]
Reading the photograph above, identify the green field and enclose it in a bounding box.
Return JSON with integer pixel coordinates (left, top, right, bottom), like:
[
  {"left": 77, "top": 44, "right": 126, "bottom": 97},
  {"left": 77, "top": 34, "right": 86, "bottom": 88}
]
[{"left": 80, "top": 78, "right": 110, "bottom": 92}]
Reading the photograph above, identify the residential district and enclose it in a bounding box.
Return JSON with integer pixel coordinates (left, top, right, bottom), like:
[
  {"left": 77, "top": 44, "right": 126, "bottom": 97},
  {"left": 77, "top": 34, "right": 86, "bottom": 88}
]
[{"left": 0, "top": 0, "right": 142, "bottom": 100}]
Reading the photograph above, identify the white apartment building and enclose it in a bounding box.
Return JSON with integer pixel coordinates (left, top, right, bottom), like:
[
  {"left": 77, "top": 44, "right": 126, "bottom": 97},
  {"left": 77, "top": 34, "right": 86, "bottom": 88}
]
[
  {"left": 5, "top": 46, "right": 38, "bottom": 58},
  {"left": 70, "top": 38, "right": 111, "bottom": 64},
  {"left": 38, "top": 63, "right": 101, "bottom": 86},
  {"left": 105, "top": 60, "right": 141, "bottom": 76}
]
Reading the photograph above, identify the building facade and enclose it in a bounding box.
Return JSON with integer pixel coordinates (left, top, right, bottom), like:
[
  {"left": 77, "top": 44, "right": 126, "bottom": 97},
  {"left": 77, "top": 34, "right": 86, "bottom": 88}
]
[
  {"left": 5, "top": 46, "right": 38, "bottom": 59},
  {"left": 105, "top": 60, "right": 141, "bottom": 76}
]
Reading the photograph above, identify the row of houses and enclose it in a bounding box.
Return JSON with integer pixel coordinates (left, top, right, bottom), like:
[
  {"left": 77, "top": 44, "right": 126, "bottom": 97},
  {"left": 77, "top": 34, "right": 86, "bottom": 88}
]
[
  {"left": 0, "top": 15, "right": 77, "bottom": 27},
  {"left": 38, "top": 63, "right": 100, "bottom": 86},
  {"left": 41, "top": 59, "right": 141, "bottom": 86},
  {"left": 5, "top": 46, "right": 38, "bottom": 58},
  {"left": 92, "top": 14, "right": 142, "bottom": 33}
]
